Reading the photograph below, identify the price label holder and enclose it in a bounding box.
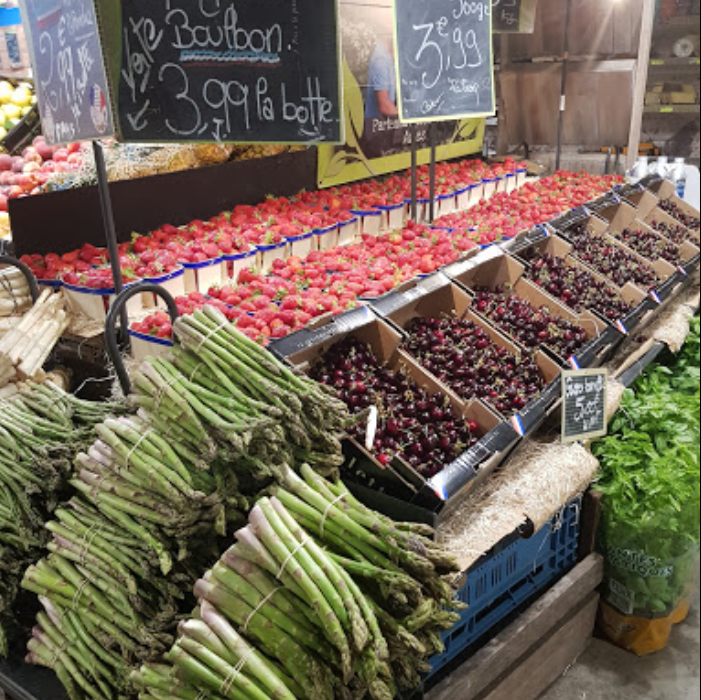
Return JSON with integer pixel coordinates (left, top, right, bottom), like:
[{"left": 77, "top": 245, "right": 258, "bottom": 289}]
[{"left": 561, "top": 368, "right": 607, "bottom": 444}]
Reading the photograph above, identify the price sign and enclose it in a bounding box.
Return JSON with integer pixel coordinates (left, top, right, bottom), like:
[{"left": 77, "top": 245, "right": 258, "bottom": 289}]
[
  {"left": 392, "top": 0, "right": 495, "bottom": 122},
  {"left": 561, "top": 368, "right": 608, "bottom": 443},
  {"left": 111, "top": 0, "right": 342, "bottom": 144},
  {"left": 492, "top": 0, "right": 539, "bottom": 34},
  {"left": 18, "top": 0, "right": 115, "bottom": 144}
]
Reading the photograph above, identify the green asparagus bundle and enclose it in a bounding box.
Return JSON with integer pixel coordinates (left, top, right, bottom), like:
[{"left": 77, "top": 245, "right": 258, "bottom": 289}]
[
  {"left": 131, "top": 306, "right": 350, "bottom": 476},
  {"left": 21, "top": 413, "right": 227, "bottom": 700},
  {"left": 21, "top": 308, "right": 352, "bottom": 700},
  {"left": 132, "top": 468, "right": 463, "bottom": 700},
  {"left": 1, "top": 380, "right": 122, "bottom": 656}
]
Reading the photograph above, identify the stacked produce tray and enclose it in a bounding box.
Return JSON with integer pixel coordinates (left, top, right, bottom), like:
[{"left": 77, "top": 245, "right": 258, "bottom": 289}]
[{"left": 426, "top": 498, "right": 582, "bottom": 680}]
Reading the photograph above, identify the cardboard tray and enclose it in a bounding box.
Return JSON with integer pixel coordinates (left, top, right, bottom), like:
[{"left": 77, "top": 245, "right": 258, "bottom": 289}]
[
  {"left": 442, "top": 251, "right": 607, "bottom": 369},
  {"left": 555, "top": 209, "right": 680, "bottom": 305},
  {"left": 370, "top": 274, "right": 562, "bottom": 416},
  {"left": 510, "top": 232, "right": 655, "bottom": 340},
  {"left": 269, "top": 306, "right": 515, "bottom": 516}
]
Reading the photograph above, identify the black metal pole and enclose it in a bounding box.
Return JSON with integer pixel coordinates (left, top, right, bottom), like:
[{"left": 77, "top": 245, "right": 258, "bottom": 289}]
[
  {"left": 92, "top": 140, "right": 129, "bottom": 348},
  {"left": 410, "top": 124, "right": 418, "bottom": 221},
  {"left": 555, "top": 0, "right": 573, "bottom": 172},
  {"left": 428, "top": 123, "right": 437, "bottom": 223}
]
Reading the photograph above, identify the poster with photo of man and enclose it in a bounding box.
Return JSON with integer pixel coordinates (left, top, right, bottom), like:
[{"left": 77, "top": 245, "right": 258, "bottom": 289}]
[{"left": 317, "top": 0, "right": 485, "bottom": 188}]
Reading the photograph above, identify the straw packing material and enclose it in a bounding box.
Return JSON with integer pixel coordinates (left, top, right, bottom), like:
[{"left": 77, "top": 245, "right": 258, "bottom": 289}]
[{"left": 438, "top": 441, "right": 599, "bottom": 569}]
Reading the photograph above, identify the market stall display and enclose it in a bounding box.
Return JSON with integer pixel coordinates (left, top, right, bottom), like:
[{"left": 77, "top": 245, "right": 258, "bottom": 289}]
[{"left": 0, "top": 167, "right": 697, "bottom": 700}]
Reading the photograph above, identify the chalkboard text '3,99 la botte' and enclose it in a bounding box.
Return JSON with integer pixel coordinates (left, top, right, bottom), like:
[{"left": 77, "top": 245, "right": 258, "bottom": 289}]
[{"left": 117, "top": 0, "right": 342, "bottom": 143}]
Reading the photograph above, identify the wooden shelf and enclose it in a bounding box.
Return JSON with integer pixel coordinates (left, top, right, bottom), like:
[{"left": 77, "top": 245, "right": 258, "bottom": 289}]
[
  {"left": 649, "top": 57, "right": 701, "bottom": 68},
  {"left": 643, "top": 104, "right": 701, "bottom": 114},
  {"left": 657, "top": 14, "right": 701, "bottom": 27}
]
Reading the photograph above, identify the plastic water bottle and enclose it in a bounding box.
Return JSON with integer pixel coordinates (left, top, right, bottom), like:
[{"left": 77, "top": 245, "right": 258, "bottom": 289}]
[
  {"left": 672, "top": 157, "right": 686, "bottom": 199},
  {"left": 656, "top": 156, "right": 669, "bottom": 180},
  {"left": 628, "top": 156, "right": 649, "bottom": 184}
]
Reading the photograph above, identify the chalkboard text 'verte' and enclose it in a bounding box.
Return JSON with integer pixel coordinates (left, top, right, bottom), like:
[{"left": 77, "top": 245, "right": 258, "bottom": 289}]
[
  {"left": 394, "top": 0, "right": 495, "bottom": 122},
  {"left": 117, "top": 0, "right": 342, "bottom": 143}
]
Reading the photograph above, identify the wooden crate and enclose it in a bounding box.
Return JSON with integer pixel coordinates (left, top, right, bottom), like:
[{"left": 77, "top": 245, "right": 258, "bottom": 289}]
[{"left": 427, "top": 554, "right": 604, "bottom": 700}]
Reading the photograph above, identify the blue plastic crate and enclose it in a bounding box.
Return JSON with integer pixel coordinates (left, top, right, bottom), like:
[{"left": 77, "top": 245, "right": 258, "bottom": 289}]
[{"left": 427, "top": 498, "right": 582, "bottom": 679}]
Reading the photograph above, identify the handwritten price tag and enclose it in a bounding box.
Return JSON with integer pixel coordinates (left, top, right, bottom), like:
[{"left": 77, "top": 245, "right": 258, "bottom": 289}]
[
  {"left": 393, "top": 0, "right": 495, "bottom": 122},
  {"left": 561, "top": 368, "right": 608, "bottom": 443},
  {"left": 19, "top": 0, "right": 114, "bottom": 144}
]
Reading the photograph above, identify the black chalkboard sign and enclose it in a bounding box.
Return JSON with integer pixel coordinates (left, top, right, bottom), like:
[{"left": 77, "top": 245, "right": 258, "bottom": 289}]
[
  {"left": 105, "top": 0, "right": 342, "bottom": 144},
  {"left": 492, "top": 0, "right": 533, "bottom": 33},
  {"left": 392, "top": 0, "right": 495, "bottom": 122},
  {"left": 18, "top": 0, "right": 114, "bottom": 144},
  {"left": 561, "top": 369, "right": 608, "bottom": 443}
]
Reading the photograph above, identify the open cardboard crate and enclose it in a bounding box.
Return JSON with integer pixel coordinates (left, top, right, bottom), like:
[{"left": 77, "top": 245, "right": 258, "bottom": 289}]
[
  {"left": 511, "top": 233, "right": 657, "bottom": 339},
  {"left": 644, "top": 179, "right": 701, "bottom": 231},
  {"left": 604, "top": 201, "right": 700, "bottom": 265},
  {"left": 444, "top": 251, "right": 606, "bottom": 369},
  {"left": 556, "top": 208, "right": 679, "bottom": 304},
  {"left": 268, "top": 305, "right": 516, "bottom": 518},
  {"left": 371, "top": 273, "right": 562, "bottom": 419}
]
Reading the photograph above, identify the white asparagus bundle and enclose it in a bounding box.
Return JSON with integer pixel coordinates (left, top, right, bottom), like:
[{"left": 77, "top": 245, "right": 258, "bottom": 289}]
[
  {"left": 0, "top": 352, "right": 16, "bottom": 388},
  {"left": 0, "top": 289, "right": 70, "bottom": 381},
  {"left": 0, "top": 267, "right": 32, "bottom": 316}
]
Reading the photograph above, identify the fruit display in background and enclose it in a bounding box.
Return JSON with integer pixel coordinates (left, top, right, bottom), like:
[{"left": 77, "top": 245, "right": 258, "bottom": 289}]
[
  {"left": 310, "top": 336, "right": 481, "bottom": 477},
  {"left": 0, "top": 80, "right": 36, "bottom": 141},
  {"left": 523, "top": 253, "right": 632, "bottom": 321},
  {"left": 564, "top": 223, "right": 660, "bottom": 289},
  {"left": 473, "top": 287, "right": 590, "bottom": 360},
  {"left": 0, "top": 135, "right": 82, "bottom": 208},
  {"left": 402, "top": 316, "right": 545, "bottom": 416}
]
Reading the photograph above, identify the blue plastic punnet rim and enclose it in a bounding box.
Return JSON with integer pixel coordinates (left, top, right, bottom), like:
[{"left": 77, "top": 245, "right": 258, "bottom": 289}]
[
  {"left": 351, "top": 209, "right": 382, "bottom": 217},
  {"left": 38, "top": 279, "right": 63, "bottom": 288},
  {"left": 181, "top": 257, "right": 224, "bottom": 269},
  {"left": 128, "top": 329, "right": 174, "bottom": 347},
  {"left": 142, "top": 267, "right": 184, "bottom": 284},
  {"left": 256, "top": 241, "right": 286, "bottom": 252},
  {"left": 223, "top": 248, "right": 257, "bottom": 261},
  {"left": 63, "top": 280, "right": 139, "bottom": 295}
]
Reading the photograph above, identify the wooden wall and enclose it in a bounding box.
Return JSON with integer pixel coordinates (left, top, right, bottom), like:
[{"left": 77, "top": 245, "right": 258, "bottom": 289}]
[{"left": 500, "top": 0, "right": 644, "bottom": 148}]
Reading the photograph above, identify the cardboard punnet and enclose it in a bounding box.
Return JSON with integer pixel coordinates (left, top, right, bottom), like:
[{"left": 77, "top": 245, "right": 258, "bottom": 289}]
[
  {"left": 270, "top": 306, "right": 509, "bottom": 515},
  {"left": 444, "top": 251, "right": 604, "bottom": 366}
]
